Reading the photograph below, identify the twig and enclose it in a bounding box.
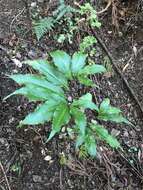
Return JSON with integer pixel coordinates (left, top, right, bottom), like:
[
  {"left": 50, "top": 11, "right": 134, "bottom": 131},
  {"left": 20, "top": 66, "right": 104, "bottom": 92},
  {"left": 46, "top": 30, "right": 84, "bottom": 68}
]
[
  {"left": 97, "top": 0, "right": 112, "bottom": 15},
  {"left": 90, "top": 28, "right": 143, "bottom": 116},
  {"left": 117, "top": 150, "right": 143, "bottom": 179},
  {"left": 59, "top": 168, "right": 64, "bottom": 190},
  {"left": 0, "top": 161, "right": 11, "bottom": 190},
  {"left": 5, "top": 151, "right": 17, "bottom": 173},
  {"left": 10, "top": 8, "right": 25, "bottom": 32}
]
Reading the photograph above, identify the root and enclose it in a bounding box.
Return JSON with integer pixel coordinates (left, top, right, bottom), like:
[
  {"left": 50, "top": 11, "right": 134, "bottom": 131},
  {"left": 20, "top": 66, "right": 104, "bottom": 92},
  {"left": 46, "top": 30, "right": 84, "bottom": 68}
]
[
  {"left": 97, "top": 0, "right": 120, "bottom": 32},
  {"left": 97, "top": 0, "right": 112, "bottom": 15}
]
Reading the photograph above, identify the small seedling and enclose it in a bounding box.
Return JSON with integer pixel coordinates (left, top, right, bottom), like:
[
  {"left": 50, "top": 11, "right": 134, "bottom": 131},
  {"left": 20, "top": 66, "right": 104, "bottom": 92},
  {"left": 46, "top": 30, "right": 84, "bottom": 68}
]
[
  {"left": 11, "top": 162, "right": 21, "bottom": 176},
  {"left": 79, "top": 3, "right": 101, "bottom": 28},
  {"left": 103, "top": 55, "right": 114, "bottom": 77},
  {"left": 80, "top": 36, "right": 97, "bottom": 54}
]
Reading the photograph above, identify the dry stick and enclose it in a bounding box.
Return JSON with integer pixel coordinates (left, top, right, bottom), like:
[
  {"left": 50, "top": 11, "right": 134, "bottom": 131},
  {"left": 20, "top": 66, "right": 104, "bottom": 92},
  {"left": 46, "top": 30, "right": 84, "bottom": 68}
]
[
  {"left": 0, "top": 161, "right": 11, "bottom": 190},
  {"left": 97, "top": 0, "right": 112, "bottom": 15},
  {"left": 90, "top": 29, "right": 143, "bottom": 116},
  {"left": 117, "top": 150, "right": 143, "bottom": 179},
  {"left": 59, "top": 169, "right": 64, "bottom": 190},
  {"left": 10, "top": 8, "right": 26, "bottom": 32}
]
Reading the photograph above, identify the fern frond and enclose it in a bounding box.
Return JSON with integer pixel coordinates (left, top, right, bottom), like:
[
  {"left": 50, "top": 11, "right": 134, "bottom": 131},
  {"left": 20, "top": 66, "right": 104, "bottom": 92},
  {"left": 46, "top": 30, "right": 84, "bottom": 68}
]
[{"left": 34, "top": 17, "right": 54, "bottom": 40}]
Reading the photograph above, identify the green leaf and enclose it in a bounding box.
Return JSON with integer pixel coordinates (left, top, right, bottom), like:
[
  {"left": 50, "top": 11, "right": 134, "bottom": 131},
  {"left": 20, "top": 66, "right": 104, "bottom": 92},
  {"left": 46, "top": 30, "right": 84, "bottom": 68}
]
[
  {"left": 34, "top": 17, "right": 54, "bottom": 40},
  {"left": 106, "top": 136, "right": 121, "bottom": 148},
  {"left": 100, "top": 98, "right": 110, "bottom": 111},
  {"left": 79, "top": 64, "right": 106, "bottom": 75},
  {"left": 3, "top": 85, "right": 49, "bottom": 101},
  {"left": 98, "top": 114, "right": 129, "bottom": 124},
  {"left": 9, "top": 74, "right": 64, "bottom": 95},
  {"left": 50, "top": 50, "right": 71, "bottom": 78},
  {"left": 91, "top": 124, "right": 108, "bottom": 139},
  {"left": 25, "top": 59, "right": 68, "bottom": 87},
  {"left": 100, "top": 99, "right": 121, "bottom": 115},
  {"left": 77, "top": 75, "right": 97, "bottom": 87},
  {"left": 22, "top": 100, "right": 60, "bottom": 125},
  {"left": 85, "top": 134, "right": 96, "bottom": 156},
  {"left": 71, "top": 52, "right": 87, "bottom": 74},
  {"left": 91, "top": 124, "right": 120, "bottom": 149},
  {"left": 55, "top": 7, "right": 67, "bottom": 21},
  {"left": 70, "top": 107, "right": 87, "bottom": 135},
  {"left": 3, "top": 87, "right": 31, "bottom": 101},
  {"left": 47, "top": 103, "right": 70, "bottom": 141},
  {"left": 72, "top": 93, "right": 99, "bottom": 111},
  {"left": 76, "top": 134, "right": 85, "bottom": 149},
  {"left": 4, "top": 84, "right": 66, "bottom": 102},
  {"left": 107, "top": 107, "right": 122, "bottom": 115},
  {"left": 98, "top": 98, "right": 129, "bottom": 124}
]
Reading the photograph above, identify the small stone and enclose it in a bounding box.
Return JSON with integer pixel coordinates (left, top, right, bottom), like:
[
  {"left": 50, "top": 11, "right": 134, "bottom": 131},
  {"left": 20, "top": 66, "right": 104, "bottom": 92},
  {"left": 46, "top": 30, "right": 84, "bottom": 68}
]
[
  {"left": 9, "top": 117, "right": 15, "bottom": 124},
  {"left": 28, "top": 50, "right": 37, "bottom": 58},
  {"left": 108, "top": 31, "right": 112, "bottom": 34},
  {"left": 33, "top": 175, "right": 42, "bottom": 183},
  {"left": 13, "top": 69, "right": 18, "bottom": 73},
  {"left": 61, "top": 127, "right": 66, "bottom": 133},
  {"left": 67, "top": 96, "right": 72, "bottom": 102},
  {"left": 37, "top": 0, "right": 44, "bottom": 2},
  {"left": 123, "top": 131, "right": 129, "bottom": 137},
  {"left": 44, "top": 155, "right": 52, "bottom": 161},
  {"left": 111, "top": 129, "right": 120, "bottom": 137},
  {"left": 31, "top": 2, "right": 37, "bottom": 7},
  {"left": 41, "top": 149, "right": 46, "bottom": 156},
  {"left": 16, "top": 52, "right": 22, "bottom": 59},
  {"left": 12, "top": 58, "right": 22, "bottom": 68},
  {"left": 0, "top": 138, "right": 6, "bottom": 144}
]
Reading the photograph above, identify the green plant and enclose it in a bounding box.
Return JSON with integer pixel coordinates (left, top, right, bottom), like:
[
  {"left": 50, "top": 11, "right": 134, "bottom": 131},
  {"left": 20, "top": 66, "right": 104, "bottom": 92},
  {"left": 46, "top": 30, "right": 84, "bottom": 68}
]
[
  {"left": 80, "top": 35, "right": 97, "bottom": 54},
  {"left": 5, "top": 51, "right": 130, "bottom": 157},
  {"left": 57, "top": 17, "right": 78, "bottom": 44},
  {"left": 33, "top": 0, "right": 77, "bottom": 40},
  {"left": 79, "top": 3, "right": 101, "bottom": 28},
  {"left": 103, "top": 55, "right": 114, "bottom": 77},
  {"left": 33, "top": 17, "right": 54, "bottom": 40},
  {"left": 11, "top": 162, "right": 21, "bottom": 176}
]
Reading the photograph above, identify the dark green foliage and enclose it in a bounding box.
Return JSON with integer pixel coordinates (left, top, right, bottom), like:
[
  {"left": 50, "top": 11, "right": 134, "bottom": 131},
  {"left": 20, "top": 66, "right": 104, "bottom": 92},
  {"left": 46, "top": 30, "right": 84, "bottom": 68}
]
[
  {"left": 5, "top": 50, "right": 130, "bottom": 157},
  {"left": 33, "top": 17, "right": 54, "bottom": 40}
]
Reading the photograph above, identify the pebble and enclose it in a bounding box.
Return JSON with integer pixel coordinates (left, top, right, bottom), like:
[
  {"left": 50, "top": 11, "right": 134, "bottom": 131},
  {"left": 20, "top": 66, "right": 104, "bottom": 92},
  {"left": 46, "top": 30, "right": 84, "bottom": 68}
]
[
  {"left": 28, "top": 49, "right": 37, "bottom": 58},
  {"left": 31, "top": 2, "right": 37, "bottom": 8},
  {"left": 111, "top": 129, "right": 120, "bottom": 137},
  {"left": 0, "top": 138, "right": 6, "bottom": 145},
  {"left": 33, "top": 175, "right": 42, "bottom": 183},
  {"left": 123, "top": 130, "right": 129, "bottom": 137},
  {"left": 44, "top": 155, "right": 52, "bottom": 161},
  {"left": 61, "top": 127, "right": 66, "bottom": 133},
  {"left": 12, "top": 58, "right": 22, "bottom": 68},
  {"left": 16, "top": 52, "right": 22, "bottom": 59},
  {"left": 37, "top": 0, "right": 44, "bottom": 2}
]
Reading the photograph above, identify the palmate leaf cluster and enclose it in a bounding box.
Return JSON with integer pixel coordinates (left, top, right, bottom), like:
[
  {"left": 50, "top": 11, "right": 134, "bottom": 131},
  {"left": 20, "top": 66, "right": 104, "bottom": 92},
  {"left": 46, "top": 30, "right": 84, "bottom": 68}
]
[{"left": 5, "top": 51, "right": 130, "bottom": 157}]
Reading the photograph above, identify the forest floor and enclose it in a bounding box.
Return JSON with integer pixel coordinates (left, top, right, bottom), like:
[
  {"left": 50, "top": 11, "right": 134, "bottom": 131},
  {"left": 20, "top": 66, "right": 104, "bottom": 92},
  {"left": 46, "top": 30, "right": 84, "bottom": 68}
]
[{"left": 0, "top": 0, "right": 143, "bottom": 189}]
